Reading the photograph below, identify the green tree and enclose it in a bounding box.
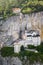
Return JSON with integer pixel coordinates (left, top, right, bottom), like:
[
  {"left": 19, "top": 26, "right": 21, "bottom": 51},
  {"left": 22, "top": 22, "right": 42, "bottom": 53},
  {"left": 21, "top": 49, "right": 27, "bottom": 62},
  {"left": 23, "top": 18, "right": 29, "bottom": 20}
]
[
  {"left": 20, "top": 45, "right": 25, "bottom": 52},
  {"left": 1, "top": 47, "right": 14, "bottom": 57},
  {"left": 36, "top": 43, "right": 43, "bottom": 53},
  {"left": 27, "top": 45, "right": 36, "bottom": 49}
]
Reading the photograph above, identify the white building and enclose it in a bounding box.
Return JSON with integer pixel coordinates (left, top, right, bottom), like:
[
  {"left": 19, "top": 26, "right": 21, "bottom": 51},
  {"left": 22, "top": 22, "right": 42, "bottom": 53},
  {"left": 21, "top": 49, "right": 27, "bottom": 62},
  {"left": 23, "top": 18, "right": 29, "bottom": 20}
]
[
  {"left": 25, "top": 30, "right": 41, "bottom": 46},
  {"left": 14, "top": 30, "right": 41, "bottom": 53},
  {"left": 14, "top": 40, "right": 25, "bottom": 53}
]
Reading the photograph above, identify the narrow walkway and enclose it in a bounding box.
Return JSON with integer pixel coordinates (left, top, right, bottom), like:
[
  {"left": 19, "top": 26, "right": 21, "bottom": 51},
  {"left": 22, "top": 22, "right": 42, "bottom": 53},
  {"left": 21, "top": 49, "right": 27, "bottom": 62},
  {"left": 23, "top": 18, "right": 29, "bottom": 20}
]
[{"left": 25, "top": 49, "right": 38, "bottom": 53}]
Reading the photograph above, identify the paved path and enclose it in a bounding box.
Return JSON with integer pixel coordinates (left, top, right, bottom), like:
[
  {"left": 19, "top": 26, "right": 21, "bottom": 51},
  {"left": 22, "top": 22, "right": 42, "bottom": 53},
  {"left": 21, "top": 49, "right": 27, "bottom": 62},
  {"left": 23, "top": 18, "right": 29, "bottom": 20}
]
[{"left": 25, "top": 49, "right": 38, "bottom": 53}]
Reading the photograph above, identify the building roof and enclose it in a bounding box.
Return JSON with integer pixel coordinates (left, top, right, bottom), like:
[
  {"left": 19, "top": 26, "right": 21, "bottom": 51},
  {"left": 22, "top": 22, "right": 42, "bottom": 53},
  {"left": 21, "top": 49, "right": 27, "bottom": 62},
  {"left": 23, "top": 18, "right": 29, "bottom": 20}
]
[
  {"left": 27, "top": 30, "right": 39, "bottom": 34},
  {"left": 25, "top": 30, "right": 40, "bottom": 37}
]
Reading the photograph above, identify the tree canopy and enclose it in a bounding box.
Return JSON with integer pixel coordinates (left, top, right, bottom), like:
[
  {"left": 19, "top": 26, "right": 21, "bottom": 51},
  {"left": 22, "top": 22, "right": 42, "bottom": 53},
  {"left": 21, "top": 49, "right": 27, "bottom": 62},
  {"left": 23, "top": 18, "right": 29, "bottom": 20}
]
[{"left": 0, "top": 0, "right": 43, "bottom": 18}]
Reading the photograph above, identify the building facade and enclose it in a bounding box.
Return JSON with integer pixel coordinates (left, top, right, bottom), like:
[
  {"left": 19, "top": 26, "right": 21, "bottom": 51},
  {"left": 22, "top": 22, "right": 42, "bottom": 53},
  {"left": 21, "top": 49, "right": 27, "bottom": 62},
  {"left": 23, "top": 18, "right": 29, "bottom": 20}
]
[{"left": 14, "top": 30, "right": 41, "bottom": 53}]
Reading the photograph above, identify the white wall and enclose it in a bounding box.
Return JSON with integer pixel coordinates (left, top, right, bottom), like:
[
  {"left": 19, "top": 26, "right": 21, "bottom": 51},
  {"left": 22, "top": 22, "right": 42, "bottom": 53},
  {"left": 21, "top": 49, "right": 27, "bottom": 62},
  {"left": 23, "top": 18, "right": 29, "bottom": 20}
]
[
  {"left": 14, "top": 36, "right": 41, "bottom": 53},
  {"left": 14, "top": 44, "right": 20, "bottom": 53}
]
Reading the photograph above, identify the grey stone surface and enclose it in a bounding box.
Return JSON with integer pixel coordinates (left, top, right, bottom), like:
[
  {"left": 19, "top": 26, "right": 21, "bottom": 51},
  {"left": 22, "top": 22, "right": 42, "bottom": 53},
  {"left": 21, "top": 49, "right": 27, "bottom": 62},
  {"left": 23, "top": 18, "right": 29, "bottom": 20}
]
[
  {"left": 0, "top": 12, "right": 43, "bottom": 46},
  {"left": 0, "top": 56, "right": 22, "bottom": 65},
  {"left": 0, "top": 56, "right": 43, "bottom": 65}
]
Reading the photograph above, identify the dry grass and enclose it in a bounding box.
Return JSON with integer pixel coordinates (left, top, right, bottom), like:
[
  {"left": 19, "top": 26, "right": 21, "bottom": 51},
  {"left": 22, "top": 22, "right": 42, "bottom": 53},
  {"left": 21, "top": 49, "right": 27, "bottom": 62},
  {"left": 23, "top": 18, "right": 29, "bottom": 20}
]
[{"left": 41, "top": 25, "right": 43, "bottom": 41}]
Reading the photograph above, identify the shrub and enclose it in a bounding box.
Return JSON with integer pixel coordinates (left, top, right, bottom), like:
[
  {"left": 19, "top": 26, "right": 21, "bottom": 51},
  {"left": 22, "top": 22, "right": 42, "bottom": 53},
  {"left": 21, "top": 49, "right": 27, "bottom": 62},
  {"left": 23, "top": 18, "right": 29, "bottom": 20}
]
[
  {"left": 21, "top": 0, "right": 43, "bottom": 14},
  {"left": 20, "top": 45, "right": 25, "bottom": 52},
  {"left": 36, "top": 43, "right": 43, "bottom": 53},
  {"left": 1, "top": 47, "right": 14, "bottom": 57},
  {"left": 27, "top": 45, "right": 36, "bottom": 49}
]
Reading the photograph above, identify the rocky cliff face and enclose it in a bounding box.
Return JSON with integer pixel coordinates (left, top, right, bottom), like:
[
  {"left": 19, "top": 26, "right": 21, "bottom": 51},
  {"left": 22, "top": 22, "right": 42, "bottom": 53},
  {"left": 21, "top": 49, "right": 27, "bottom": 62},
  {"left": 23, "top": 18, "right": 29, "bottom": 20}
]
[
  {"left": 0, "top": 12, "right": 43, "bottom": 47},
  {"left": 0, "top": 56, "right": 22, "bottom": 65},
  {"left": 0, "top": 56, "right": 43, "bottom": 65}
]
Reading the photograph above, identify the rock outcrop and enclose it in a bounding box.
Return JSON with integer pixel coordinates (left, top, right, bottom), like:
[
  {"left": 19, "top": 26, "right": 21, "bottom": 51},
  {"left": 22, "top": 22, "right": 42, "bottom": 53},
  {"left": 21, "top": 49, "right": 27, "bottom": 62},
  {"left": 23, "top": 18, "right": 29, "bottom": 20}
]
[{"left": 0, "top": 12, "right": 43, "bottom": 46}]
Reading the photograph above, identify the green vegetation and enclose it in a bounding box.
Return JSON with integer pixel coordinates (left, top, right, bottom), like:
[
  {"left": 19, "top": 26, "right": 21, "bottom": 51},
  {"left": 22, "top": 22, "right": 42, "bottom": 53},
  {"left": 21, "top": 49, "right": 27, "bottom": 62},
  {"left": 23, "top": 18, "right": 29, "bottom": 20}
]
[
  {"left": 36, "top": 43, "right": 43, "bottom": 54},
  {"left": 19, "top": 50, "right": 43, "bottom": 63},
  {"left": 19, "top": 43, "right": 43, "bottom": 63},
  {"left": 1, "top": 47, "right": 14, "bottom": 57},
  {"left": 0, "top": 0, "right": 43, "bottom": 19},
  {"left": 20, "top": 45, "right": 25, "bottom": 52},
  {"left": 21, "top": 0, "right": 43, "bottom": 14},
  {"left": 27, "top": 45, "right": 36, "bottom": 49},
  {"left": 1, "top": 42, "right": 43, "bottom": 63}
]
